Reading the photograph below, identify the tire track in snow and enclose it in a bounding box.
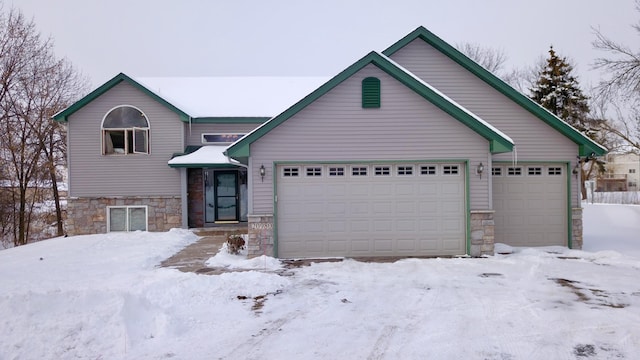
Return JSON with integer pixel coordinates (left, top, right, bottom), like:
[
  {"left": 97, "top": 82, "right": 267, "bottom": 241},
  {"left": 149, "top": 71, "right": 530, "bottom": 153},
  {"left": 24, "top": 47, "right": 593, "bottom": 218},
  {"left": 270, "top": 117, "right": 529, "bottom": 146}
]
[{"left": 367, "top": 325, "right": 399, "bottom": 360}]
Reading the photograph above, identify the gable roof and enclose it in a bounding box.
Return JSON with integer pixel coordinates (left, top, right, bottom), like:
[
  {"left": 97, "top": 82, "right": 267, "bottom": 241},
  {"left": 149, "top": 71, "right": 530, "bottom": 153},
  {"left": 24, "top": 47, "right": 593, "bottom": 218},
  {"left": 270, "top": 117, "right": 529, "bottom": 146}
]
[
  {"left": 52, "top": 73, "right": 190, "bottom": 123},
  {"left": 226, "top": 51, "right": 514, "bottom": 163},
  {"left": 382, "top": 26, "right": 607, "bottom": 157},
  {"left": 53, "top": 73, "right": 330, "bottom": 123}
]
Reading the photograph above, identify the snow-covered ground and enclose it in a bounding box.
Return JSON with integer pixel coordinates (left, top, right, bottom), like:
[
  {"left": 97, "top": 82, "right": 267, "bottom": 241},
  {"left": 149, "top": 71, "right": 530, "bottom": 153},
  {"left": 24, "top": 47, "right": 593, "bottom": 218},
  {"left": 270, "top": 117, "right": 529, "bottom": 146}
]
[{"left": 1, "top": 204, "right": 639, "bottom": 359}]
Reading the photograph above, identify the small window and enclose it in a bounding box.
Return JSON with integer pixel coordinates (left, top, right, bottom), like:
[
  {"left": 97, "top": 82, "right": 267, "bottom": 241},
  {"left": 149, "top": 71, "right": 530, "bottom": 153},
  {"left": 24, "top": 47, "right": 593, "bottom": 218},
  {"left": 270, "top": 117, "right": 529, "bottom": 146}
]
[
  {"left": 102, "top": 106, "right": 149, "bottom": 155},
  {"left": 374, "top": 166, "right": 391, "bottom": 176},
  {"left": 629, "top": 181, "right": 637, "bottom": 187},
  {"left": 420, "top": 165, "right": 436, "bottom": 175},
  {"left": 507, "top": 167, "right": 522, "bottom": 176},
  {"left": 442, "top": 165, "right": 459, "bottom": 175},
  {"left": 362, "top": 77, "right": 381, "bottom": 108},
  {"left": 202, "top": 133, "right": 245, "bottom": 144},
  {"left": 283, "top": 167, "right": 299, "bottom": 177},
  {"left": 492, "top": 167, "right": 502, "bottom": 176},
  {"left": 528, "top": 167, "right": 542, "bottom": 175},
  {"left": 306, "top": 167, "right": 322, "bottom": 177},
  {"left": 329, "top": 167, "right": 344, "bottom": 176},
  {"left": 108, "top": 206, "right": 147, "bottom": 232},
  {"left": 629, "top": 169, "right": 636, "bottom": 174},
  {"left": 548, "top": 167, "right": 562, "bottom": 176},
  {"left": 397, "top": 165, "right": 413, "bottom": 176},
  {"left": 352, "top": 166, "right": 368, "bottom": 176}
]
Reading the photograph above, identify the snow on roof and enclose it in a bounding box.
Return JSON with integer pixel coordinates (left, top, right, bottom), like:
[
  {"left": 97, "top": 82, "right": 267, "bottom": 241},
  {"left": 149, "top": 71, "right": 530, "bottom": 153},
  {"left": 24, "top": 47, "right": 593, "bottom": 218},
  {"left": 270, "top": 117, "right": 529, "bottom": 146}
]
[
  {"left": 135, "top": 76, "right": 329, "bottom": 118},
  {"left": 167, "top": 145, "right": 239, "bottom": 166}
]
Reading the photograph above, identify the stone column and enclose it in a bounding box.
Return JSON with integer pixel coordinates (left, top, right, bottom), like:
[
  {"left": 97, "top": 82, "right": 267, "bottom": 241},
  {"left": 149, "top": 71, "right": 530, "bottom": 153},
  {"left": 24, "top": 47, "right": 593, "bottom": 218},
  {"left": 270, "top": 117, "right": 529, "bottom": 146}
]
[
  {"left": 571, "top": 207, "right": 583, "bottom": 250},
  {"left": 247, "top": 214, "right": 274, "bottom": 258},
  {"left": 470, "top": 210, "right": 495, "bottom": 257}
]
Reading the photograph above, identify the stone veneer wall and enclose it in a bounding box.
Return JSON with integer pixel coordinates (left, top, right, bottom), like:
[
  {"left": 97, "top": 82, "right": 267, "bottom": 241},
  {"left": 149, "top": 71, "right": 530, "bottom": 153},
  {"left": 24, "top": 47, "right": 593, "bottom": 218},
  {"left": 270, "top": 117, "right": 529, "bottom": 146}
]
[
  {"left": 66, "top": 196, "right": 182, "bottom": 235},
  {"left": 571, "top": 207, "right": 583, "bottom": 250},
  {"left": 470, "top": 210, "right": 495, "bottom": 256},
  {"left": 187, "top": 169, "right": 204, "bottom": 228},
  {"left": 247, "top": 214, "right": 274, "bottom": 257}
]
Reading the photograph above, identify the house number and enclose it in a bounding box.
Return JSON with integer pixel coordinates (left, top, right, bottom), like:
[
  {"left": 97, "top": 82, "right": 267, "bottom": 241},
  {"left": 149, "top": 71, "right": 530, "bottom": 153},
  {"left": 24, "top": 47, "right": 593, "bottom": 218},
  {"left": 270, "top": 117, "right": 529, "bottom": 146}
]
[{"left": 250, "top": 223, "right": 273, "bottom": 230}]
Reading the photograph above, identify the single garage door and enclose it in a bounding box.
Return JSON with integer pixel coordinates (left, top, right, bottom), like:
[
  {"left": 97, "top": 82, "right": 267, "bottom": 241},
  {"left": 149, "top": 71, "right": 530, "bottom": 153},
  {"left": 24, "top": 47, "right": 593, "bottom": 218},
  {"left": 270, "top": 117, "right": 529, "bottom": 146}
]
[
  {"left": 492, "top": 164, "right": 567, "bottom": 247},
  {"left": 276, "top": 163, "right": 466, "bottom": 258}
]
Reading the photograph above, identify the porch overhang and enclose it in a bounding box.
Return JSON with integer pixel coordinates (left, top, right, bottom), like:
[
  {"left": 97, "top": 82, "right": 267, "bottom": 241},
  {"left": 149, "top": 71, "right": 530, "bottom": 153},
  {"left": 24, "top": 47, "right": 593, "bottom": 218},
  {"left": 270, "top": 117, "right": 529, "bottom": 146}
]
[{"left": 168, "top": 145, "right": 244, "bottom": 168}]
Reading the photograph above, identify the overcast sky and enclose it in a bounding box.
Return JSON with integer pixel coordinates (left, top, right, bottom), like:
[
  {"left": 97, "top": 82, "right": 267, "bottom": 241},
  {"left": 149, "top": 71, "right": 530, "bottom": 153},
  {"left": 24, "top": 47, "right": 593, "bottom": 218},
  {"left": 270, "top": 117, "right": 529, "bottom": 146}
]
[{"left": 12, "top": 0, "right": 639, "bottom": 90}]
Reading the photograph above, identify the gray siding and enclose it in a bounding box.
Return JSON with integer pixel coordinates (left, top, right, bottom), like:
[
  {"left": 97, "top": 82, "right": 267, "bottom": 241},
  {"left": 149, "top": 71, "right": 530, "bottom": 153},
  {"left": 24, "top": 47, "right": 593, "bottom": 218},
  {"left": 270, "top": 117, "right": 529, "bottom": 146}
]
[
  {"left": 184, "top": 123, "right": 262, "bottom": 146},
  {"left": 68, "top": 82, "right": 183, "bottom": 197},
  {"left": 389, "top": 39, "right": 580, "bottom": 207},
  {"left": 250, "top": 65, "right": 491, "bottom": 214}
]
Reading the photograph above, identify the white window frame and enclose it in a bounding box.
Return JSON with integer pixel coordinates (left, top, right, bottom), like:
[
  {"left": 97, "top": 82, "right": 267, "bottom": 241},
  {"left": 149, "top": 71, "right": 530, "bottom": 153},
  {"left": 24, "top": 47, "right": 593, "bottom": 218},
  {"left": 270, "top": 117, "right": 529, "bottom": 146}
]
[
  {"left": 374, "top": 165, "right": 391, "bottom": 176},
  {"left": 283, "top": 167, "right": 300, "bottom": 177},
  {"left": 101, "top": 105, "right": 150, "bottom": 156},
  {"left": 442, "top": 165, "right": 460, "bottom": 176},
  {"left": 305, "top": 166, "right": 322, "bottom": 177},
  {"left": 492, "top": 167, "right": 502, "bottom": 176},
  {"left": 328, "top": 167, "right": 345, "bottom": 177},
  {"left": 351, "top": 166, "right": 368, "bottom": 176},
  {"left": 107, "top": 205, "right": 148, "bottom": 232},
  {"left": 419, "top": 165, "right": 437, "bottom": 176}
]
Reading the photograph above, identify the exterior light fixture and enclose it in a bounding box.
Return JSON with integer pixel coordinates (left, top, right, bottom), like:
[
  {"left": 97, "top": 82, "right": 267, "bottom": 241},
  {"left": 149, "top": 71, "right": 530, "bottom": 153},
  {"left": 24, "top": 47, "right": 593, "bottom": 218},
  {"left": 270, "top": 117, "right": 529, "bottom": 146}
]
[
  {"left": 477, "top": 162, "right": 484, "bottom": 179},
  {"left": 260, "top": 164, "right": 266, "bottom": 182}
]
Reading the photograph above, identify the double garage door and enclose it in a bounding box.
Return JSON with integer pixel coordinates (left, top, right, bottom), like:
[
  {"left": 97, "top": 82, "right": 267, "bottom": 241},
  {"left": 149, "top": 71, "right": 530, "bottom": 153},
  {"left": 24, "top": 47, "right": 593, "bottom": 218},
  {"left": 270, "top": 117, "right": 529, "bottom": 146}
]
[
  {"left": 276, "top": 163, "right": 466, "bottom": 258},
  {"left": 492, "top": 164, "right": 567, "bottom": 247}
]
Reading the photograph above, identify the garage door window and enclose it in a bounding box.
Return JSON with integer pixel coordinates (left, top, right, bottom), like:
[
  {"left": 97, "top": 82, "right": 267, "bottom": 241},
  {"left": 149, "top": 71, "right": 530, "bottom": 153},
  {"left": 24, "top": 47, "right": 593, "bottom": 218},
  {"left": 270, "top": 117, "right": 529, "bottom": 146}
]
[
  {"left": 492, "top": 167, "right": 502, "bottom": 176},
  {"left": 548, "top": 167, "right": 562, "bottom": 175},
  {"left": 283, "top": 167, "right": 299, "bottom": 177},
  {"left": 329, "top": 167, "right": 344, "bottom": 176},
  {"left": 420, "top": 165, "right": 436, "bottom": 175},
  {"left": 507, "top": 167, "right": 522, "bottom": 176},
  {"left": 306, "top": 167, "right": 322, "bottom": 177},
  {"left": 352, "top": 166, "right": 368, "bottom": 176},
  {"left": 443, "top": 165, "right": 459, "bottom": 175},
  {"left": 374, "top": 166, "right": 391, "bottom": 176},
  {"left": 528, "top": 167, "right": 542, "bottom": 175},
  {"left": 397, "top": 165, "right": 413, "bottom": 176}
]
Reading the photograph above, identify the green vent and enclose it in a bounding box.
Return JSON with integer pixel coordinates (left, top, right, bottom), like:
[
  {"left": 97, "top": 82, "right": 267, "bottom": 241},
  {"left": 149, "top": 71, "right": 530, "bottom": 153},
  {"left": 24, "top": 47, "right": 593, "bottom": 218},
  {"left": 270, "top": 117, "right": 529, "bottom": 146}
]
[{"left": 362, "top": 77, "right": 380, "bottom": 108}]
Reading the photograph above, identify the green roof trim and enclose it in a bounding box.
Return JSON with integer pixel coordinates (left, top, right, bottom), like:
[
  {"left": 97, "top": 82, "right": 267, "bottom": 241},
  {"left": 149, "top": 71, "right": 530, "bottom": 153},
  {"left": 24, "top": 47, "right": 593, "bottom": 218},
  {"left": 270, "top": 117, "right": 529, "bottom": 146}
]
[
  {"left": 382, "top": 26, "right": 607, "bottom": 157},
  {"left": 226, "top": 51, "right": 514, "bottom": 163},
  {"left": 52, "top": 73, "right": 190, "bottom": 123}
]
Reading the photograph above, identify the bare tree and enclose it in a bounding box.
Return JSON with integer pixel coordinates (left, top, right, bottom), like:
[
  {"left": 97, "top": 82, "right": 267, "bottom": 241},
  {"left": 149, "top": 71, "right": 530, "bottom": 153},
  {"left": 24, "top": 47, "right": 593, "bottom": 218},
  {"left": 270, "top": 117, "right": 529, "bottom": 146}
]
[
  {"left": 0, "top": 6, "right": 87, "bottom": 246},
  {"left": 457, "top": 42, "right": 508, "bottom": 74}
]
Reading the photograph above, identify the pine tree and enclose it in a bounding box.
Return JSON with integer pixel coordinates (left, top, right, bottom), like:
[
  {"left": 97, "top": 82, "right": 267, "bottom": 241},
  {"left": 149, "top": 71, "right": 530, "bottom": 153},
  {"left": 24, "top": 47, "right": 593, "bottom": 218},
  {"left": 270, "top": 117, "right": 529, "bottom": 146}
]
[
  {"left": 530, "top": 47, "right": 592, "bottom": 135},
  {"left": 530, "top": 47, "right": 600, "bottom": 200}
]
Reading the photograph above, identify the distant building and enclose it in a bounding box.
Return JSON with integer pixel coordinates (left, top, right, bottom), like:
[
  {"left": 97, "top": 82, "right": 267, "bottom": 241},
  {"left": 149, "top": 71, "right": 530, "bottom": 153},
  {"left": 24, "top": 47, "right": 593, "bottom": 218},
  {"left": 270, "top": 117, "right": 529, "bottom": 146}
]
[{"left": 598, "top": 153, "right": 640, "bottom": 191}]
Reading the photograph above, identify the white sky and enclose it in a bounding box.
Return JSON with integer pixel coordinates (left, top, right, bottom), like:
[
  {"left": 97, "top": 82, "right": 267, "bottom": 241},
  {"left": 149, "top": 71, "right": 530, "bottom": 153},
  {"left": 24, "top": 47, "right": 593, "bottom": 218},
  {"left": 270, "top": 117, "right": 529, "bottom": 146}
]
[{"left": 12, "top": 0, "right": 639, "bottom": 90}]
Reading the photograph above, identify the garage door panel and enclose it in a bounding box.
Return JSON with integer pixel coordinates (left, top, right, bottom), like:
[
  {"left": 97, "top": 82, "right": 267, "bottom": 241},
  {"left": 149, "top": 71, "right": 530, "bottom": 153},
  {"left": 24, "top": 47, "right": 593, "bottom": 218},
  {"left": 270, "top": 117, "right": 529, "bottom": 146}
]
[
  {"left": 493, "top": 164, "right": 567, "bottom": 247},
  {"left": 277, "top": 163, "right": 466, "bottom": 258}
]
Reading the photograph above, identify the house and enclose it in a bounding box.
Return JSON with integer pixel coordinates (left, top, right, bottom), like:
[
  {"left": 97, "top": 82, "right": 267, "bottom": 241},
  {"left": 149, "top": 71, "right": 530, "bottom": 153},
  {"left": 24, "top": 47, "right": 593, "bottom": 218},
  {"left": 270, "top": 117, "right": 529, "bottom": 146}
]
[
  {"left": 53, "top": 26, "right": 606, "bottom": 258},
  {"left": 598, "top": 153, "right": 640, "bottom": 191}
]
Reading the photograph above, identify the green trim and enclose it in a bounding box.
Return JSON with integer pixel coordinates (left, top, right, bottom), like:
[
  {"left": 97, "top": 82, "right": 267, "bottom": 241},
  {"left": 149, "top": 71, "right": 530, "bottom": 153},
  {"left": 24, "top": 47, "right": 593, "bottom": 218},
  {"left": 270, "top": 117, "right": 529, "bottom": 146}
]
[
  {"left": 190, "top": 117, "right": 270, "bottom": 124},
  {"left": 272, "top": 162, "right": 279, "bottom": 258},
  {"left": 566, "top": 162, "right": 573, "bottom": 249},
  {"left": 273, "top": 159, "right": 469, "bottom": 165},
  {"left": 382, "top": 26, "right": 607, "bottom": 157},
  {"left": 52, "top": 73, "right": 190, "bottom": 123},
  {"left": 362, "top": 77, "right": 381, "bottom": 108},
  {"left": 227, "top": 51, "right": 514, "bottom": 162},
  {"left": 169, "top": 163, "right": 242, "bottom": 169},
  {"left": 465, "top": 160, "right": 471, "bottom": 255}
]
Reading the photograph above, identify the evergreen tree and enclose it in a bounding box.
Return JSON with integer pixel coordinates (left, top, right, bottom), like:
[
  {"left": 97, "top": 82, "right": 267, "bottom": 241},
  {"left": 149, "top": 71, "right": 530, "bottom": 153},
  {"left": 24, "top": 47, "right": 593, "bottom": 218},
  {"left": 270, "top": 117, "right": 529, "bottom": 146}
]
[
  {"left": 530, "top": 47, "right": 592, "bottom": 136},
  {"left": 530, "top": 47, "right": 601, "bottom": 200}
]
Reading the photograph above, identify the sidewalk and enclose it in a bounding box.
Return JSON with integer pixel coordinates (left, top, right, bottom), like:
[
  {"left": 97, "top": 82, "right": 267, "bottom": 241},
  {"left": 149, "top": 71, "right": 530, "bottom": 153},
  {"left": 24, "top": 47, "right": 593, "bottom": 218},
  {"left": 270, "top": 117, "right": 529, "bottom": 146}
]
[{"left": 160, "top": 226, "right": 246, "bottom": 273}]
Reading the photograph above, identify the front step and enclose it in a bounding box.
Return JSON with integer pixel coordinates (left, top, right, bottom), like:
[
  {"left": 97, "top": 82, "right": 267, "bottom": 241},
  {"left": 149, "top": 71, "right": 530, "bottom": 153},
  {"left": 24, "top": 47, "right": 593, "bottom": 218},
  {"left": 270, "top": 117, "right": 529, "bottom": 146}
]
[{"left": 192, "top": 225, "right": 247, "bottom": 238}]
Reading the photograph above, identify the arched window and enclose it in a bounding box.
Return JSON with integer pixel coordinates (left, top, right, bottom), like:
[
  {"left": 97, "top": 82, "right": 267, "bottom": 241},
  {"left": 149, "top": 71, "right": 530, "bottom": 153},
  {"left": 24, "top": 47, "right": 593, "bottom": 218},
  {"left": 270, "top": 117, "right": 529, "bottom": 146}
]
[
  {"left": 101, "top": 106, "right": 149, "bottom": 155},
  {"left": 362, "top": 77, "right": 381, "bottom": 108}
]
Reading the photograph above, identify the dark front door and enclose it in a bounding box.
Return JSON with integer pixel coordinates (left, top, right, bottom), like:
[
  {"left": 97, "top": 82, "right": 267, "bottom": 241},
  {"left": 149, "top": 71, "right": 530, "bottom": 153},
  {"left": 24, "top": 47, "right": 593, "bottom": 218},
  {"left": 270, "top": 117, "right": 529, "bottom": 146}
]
[{"left": 205, "top": 170, "right": 239, "bottom": 223}]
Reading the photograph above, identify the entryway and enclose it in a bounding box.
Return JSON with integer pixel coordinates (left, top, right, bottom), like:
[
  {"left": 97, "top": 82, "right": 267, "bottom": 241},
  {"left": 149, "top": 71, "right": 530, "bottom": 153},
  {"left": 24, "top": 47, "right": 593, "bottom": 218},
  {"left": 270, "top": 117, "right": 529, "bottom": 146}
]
[{"left": 204, "top": 169, "right": 247, "bottom": 224}]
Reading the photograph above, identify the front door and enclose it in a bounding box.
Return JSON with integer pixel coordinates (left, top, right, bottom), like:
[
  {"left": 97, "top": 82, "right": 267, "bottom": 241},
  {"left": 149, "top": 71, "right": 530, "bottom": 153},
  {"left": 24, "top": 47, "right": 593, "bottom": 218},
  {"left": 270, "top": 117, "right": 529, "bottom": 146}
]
[{"left": 205, "top": 170, "right": 239, "bottom": 223}]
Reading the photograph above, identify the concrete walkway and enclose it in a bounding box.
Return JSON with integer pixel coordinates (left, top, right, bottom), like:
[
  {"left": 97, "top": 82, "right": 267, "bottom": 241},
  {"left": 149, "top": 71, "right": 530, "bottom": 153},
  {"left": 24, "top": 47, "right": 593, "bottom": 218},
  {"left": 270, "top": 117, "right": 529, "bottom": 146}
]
[{"left": 160, "top": 226, "right": 246, "bottom": 274}]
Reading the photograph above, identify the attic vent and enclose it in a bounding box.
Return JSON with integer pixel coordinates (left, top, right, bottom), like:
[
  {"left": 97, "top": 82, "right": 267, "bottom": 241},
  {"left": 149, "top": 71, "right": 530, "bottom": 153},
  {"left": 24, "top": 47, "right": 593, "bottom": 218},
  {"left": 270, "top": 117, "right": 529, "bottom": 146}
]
[{"left": 362, "top": 77, "right": 380, "bottom": 108}]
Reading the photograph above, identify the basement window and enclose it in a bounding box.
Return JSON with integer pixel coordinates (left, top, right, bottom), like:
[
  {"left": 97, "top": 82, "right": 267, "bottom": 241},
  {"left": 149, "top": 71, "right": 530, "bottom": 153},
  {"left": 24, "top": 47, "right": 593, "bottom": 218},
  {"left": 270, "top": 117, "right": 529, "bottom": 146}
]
[
  {"left": 362, "top": 77, "right": 381, "bottom": 108},
  {"left": 107, "top": 206, "right": 147, "bottom": 232}
]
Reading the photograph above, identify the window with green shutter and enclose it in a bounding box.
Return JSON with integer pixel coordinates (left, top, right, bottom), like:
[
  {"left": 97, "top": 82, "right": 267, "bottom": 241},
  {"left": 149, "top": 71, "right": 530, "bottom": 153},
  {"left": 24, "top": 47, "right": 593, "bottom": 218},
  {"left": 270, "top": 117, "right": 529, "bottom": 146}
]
[{"left": 362, "top": 77, "right": 380, "bottom": 108}]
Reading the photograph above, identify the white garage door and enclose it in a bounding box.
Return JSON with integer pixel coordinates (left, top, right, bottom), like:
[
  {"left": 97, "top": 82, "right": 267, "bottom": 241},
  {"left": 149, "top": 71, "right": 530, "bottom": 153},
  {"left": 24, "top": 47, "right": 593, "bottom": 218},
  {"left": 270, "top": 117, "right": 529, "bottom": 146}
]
[
  {"left": 276, "top": 163, "right": 466, "bottom": 258},
  {"left": 492, "top": 164, "right": 567, "bottom": 247}
]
